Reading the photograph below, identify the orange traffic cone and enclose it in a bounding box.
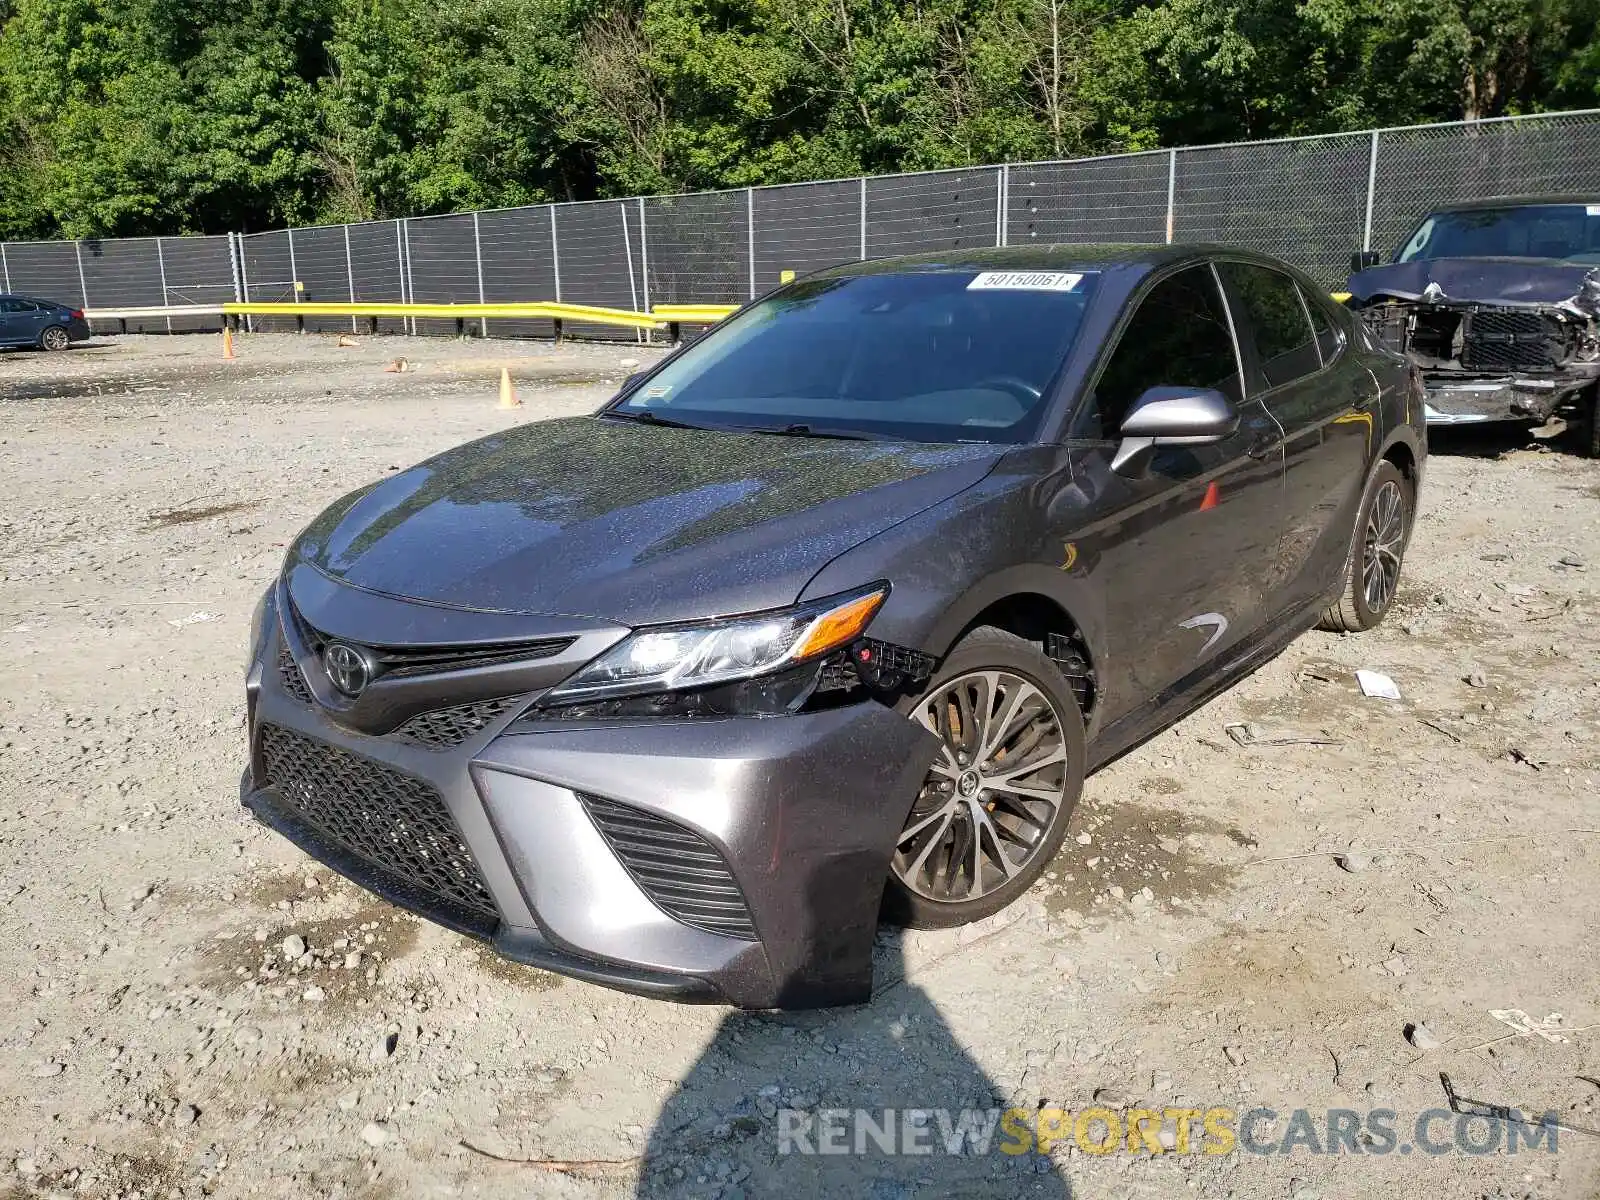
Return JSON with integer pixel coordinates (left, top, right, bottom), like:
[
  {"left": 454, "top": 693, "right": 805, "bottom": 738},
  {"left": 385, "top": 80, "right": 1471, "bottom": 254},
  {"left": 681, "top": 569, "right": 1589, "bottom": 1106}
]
[
  {"left": 221, "top": 325, "right": 235, "bottom": 360},
  {"left": 497, "top": 367, "right": 520, "bottom": 410}
]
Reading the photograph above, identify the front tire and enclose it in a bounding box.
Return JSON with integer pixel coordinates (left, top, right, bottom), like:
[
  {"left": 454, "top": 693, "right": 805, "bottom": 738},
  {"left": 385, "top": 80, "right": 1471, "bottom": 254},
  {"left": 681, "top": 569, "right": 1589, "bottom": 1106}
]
[
  {"left": 38, "top": 325, "right": 71, "bottom": 351},
  {"left": 1318, "top": 459, "right": 1412, "bottom": 633},
  {"left": 883, "top": 626, "right": 1086, "bottom": 929}
]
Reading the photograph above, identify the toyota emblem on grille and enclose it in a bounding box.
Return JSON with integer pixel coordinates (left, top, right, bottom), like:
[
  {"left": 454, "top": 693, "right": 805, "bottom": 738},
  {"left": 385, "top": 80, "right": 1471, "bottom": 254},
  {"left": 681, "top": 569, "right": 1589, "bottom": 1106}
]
[{"left": 323, "top": 642, "right": 371, "bottom": 697}]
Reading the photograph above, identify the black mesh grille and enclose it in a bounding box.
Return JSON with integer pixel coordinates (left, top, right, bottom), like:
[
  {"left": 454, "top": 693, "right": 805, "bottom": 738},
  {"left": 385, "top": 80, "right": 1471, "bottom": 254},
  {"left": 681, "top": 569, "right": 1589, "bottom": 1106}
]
[
  {"left": 278, "top": 644, "right": 314, "bottom": 706},
  {"left": 284, "top": 596, "right": 571, "bottom": 679},
  {"left": 579, "top": 794, "right": 758, "bottom": 940},
  {"left": 392, "top": 698, "right": 520, "bottom": 750},
  {"left": 1463, "top": 309, "right": 1557, "bottom": 370},
  {"left": 257, "top": 724, "right": 498, "bottom": 921}
]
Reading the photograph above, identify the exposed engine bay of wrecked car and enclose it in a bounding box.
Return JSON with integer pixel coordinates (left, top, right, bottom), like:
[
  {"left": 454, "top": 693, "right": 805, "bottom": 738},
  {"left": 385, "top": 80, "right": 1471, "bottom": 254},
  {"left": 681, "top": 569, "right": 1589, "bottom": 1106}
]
[{"left": 1351, "top": 257, "right": 1600, "bottom": 425}]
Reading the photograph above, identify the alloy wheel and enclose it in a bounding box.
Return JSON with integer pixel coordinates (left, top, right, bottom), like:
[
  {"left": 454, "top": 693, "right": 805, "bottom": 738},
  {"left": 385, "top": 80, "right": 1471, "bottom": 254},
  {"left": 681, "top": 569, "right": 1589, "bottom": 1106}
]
[
  {"left": 41, "top": 326, "right": 70, "bottom": 351},
  {"left": 893, "top": 670, "right": 1069, "bottom": 903},
  {"left": 1361, "top": 479, "right": 1405, "bottom": 612}
]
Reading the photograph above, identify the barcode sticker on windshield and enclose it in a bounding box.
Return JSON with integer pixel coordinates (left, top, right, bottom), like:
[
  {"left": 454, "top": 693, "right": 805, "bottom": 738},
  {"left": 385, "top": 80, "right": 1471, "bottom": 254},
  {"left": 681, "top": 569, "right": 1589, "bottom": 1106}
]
[
  {"left": 967, "top": 271, "right": 1084, "bottom": 292},
  {"left": 1587, "top": 205, "right": 1600, "bottom": 216}
]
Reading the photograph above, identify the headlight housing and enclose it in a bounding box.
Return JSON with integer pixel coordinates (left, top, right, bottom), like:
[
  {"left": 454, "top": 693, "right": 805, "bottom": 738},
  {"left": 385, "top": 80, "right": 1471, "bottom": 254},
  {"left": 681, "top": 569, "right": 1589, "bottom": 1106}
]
[{"left": 541, "top": 585, "right": 888, "bottom": 707}]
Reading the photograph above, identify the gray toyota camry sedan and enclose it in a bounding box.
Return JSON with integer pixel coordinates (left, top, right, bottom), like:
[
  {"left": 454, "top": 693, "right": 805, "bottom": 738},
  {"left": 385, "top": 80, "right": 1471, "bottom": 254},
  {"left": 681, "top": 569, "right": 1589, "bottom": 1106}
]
[{"left": 242, "top": 245, "right": 1425, "bottom": 1008}]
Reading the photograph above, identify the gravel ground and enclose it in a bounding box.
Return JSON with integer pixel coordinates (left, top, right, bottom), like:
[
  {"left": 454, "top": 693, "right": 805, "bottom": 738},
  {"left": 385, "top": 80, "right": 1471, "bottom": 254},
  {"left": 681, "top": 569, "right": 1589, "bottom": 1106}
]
[{"left": 2, "top": 332, "right": 1598, "bottom": 1200}]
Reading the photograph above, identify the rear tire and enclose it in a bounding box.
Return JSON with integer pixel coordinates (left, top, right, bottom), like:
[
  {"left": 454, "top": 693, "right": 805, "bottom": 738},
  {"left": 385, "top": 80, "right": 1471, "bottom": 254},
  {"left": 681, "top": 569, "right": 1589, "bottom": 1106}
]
[
  {"left": 1318, "top": 459, "right": 1412, "bottom": 633},
  {"left": 883, "top": 626, "right": 1086, "bottom": 929},
  {"left": 38, "top": 325, "right": 71, "bottom": 351}
]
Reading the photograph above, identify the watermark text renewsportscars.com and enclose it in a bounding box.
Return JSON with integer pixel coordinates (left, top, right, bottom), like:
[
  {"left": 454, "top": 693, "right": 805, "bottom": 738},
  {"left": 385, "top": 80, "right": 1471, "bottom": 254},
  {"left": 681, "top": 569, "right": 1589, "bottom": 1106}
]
[{"left": 776, "top": 1106, "right": 1561, "bottom": 1157}]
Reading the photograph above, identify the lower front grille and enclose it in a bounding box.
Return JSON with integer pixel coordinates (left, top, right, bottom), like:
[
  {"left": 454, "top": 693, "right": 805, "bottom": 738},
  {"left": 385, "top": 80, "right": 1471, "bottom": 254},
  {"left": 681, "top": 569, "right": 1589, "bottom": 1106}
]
[
  {"left": 392, "top": 697, "right": 520, "bottom": 750},
  {"left": 256, "top": 723, "right": 498, "bottom": 923},
  {"left": 579, "top": 794, "right": 758, "bottom": 940}
]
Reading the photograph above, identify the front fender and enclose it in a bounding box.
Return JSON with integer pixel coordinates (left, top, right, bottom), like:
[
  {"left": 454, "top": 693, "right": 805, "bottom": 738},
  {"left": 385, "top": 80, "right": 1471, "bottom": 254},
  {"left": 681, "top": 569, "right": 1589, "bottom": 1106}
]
[{"left": 799, "top": 451, "right": 1105, "bottom": 669}]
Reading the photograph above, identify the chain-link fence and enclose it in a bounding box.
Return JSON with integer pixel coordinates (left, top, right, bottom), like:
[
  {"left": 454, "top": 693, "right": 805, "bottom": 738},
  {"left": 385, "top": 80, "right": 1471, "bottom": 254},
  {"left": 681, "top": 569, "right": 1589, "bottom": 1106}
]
[{"left": 6, "top": 109, "right": 1600, "bottom": 342}]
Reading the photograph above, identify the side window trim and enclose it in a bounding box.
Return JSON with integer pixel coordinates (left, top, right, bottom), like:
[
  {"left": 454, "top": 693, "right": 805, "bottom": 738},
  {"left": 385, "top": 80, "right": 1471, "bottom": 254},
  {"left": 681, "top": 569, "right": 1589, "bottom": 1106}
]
[
  {"left": 1216, "top": 257, "right": 1334, "bottom": 396},
  {"left": 1206, "top": 261, "right": 1249, "bottom": 397}
]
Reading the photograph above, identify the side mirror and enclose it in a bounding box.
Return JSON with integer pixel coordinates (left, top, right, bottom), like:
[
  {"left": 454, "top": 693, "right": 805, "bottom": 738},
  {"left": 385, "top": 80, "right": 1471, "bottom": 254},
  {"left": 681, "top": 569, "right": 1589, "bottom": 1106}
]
[
  {"left": 1112, "top": 386, "right": 1239, "bottom": 475},
  {"left": 1350, "top": 250, "right": 1381, "bottom": 274}
]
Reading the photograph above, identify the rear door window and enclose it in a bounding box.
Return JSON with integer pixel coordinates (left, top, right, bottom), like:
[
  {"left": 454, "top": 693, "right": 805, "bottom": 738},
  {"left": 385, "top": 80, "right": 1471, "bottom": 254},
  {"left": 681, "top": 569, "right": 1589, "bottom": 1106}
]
[
  {"left": 1218, "top": 262, "right": 1322, "bottom": 390},
  {"left": 1082, "top": 265, "right": 1243, "bottom": 438},
  {"left": 1300, "top": 287, "right": 1344, "bottom": 362}
]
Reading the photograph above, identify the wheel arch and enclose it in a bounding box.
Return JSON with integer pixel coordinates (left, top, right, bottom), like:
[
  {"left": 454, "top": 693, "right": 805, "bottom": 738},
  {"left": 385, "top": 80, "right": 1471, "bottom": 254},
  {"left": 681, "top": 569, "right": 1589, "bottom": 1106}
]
[{"left": 921, "top": 569, "right": 1101, "bottom": 722}]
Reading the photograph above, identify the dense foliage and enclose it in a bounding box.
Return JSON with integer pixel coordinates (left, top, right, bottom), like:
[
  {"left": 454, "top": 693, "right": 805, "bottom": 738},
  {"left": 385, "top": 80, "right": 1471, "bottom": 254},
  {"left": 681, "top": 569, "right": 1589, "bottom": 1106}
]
[{"left": 1, "top": 0, "right": 1596, "bottom": 238}]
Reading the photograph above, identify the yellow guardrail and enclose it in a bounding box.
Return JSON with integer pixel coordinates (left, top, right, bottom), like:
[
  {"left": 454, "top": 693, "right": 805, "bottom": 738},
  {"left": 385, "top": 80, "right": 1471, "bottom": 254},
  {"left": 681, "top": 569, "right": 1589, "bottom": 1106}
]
[
  {"left": 652, "top": 303, "right": 739, "bottom": 323},
  {"left": 223, "top": 300, "right": 663, "bottom": 331}
]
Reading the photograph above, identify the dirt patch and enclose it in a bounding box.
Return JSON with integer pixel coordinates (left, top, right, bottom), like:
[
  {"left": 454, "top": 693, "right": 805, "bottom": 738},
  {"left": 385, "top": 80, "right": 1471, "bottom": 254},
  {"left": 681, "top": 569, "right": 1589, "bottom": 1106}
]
[
  {"left": 1043, "top": 802, "right": 1249, "bottom": 916},
  {"left": 192, "top": 888, "right": 421, "bottom": 1021},
  {"left": 146, "top": 499, "right": 263, "bottom": 527},
  {"left": 465, "top": 946, "right": 566, "bottom": 993}
]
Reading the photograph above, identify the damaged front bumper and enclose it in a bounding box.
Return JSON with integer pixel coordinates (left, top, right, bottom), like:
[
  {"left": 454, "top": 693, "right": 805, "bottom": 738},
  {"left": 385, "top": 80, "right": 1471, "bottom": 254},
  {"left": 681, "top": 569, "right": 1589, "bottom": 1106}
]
[
  {"left": 1360, "top": 301, "right": 1600, "bottom": 426},
  {"left": 1421, "top": 374, "right": 1583, "bottom": 425},
  {"left": 242, "top": 593, "right": 941, "bottom": 1009}
]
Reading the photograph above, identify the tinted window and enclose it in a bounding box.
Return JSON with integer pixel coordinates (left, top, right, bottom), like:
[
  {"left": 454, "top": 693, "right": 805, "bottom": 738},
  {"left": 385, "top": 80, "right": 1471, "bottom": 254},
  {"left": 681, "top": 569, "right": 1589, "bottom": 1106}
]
[
  {"left": 614, "top": 271, "right": 1097, "bottom": 443},
  {"left": 0, "top": 299, "right": 33, "bottom": 313},
  {"left": 1219, "top": 262, "right": 1320, "bottom": 390},
  {"left": 1086, "top": 265, "right": 1241, "bottom": 438},
  {"left": 1300, "top": 286, "right": 1342, "bottom": 362}
]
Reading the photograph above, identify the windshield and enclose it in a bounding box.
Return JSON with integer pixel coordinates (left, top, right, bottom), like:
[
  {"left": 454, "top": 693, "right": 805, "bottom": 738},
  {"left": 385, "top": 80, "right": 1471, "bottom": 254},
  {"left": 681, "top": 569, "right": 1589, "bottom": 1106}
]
[
  {"left": 1396, "top": 204, "right": 1600, "bottom": 264},
  {"left": 610, "top": 270, "right": 1097, "bottom": 443}
]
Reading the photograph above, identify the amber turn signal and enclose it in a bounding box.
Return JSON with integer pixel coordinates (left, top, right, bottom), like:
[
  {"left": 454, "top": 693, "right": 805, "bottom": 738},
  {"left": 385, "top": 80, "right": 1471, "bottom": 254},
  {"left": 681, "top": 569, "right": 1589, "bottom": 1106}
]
[{"left": 790, "top": 589, "right": 887, "bottom": 660}]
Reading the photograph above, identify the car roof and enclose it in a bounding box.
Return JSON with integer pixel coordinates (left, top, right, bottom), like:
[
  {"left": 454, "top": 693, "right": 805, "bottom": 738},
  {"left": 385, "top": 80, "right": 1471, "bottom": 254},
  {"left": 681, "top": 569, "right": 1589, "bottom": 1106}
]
[
  {"left": 1423, "top": 195, "right": 1600, "bottom": 213},
  {"left": 811, "top": 242, "right": 1281, "bottom": 279}
]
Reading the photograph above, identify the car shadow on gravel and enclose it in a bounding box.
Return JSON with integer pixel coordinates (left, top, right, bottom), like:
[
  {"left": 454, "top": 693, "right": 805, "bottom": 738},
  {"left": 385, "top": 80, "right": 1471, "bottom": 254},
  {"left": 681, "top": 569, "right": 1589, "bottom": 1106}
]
[{"left": 636, "top": 901, "right": 1073, "bottom": 1198}]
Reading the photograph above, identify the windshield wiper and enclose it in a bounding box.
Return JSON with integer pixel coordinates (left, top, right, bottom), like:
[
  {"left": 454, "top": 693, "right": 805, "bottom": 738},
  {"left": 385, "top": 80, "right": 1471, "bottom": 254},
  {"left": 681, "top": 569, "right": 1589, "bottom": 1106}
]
[
  {"left": 742, "top": 422, "right": 880, "bottom": 441},
  {"left": 601, "top": 408, "right": 707, "bottom": 430}
]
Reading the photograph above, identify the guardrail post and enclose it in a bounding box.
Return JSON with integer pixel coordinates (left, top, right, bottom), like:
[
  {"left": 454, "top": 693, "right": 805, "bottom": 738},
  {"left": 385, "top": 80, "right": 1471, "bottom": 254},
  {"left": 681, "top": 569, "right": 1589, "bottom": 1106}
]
[
  {"left": 343, "top": 224, "right": 357, "bottom": 334},
  {"left": 473, "top": 212, "right": 488, "bottom": 338},
  {"left": 1363, "top": 129, "right": 1380, "bottom": 252},
  {"left": 0, "top": 243, "right": 10, "bottom": 291},
  {"left": 154, "top": 237, "right": 172, "bottom": 333},
  {"left": 1165, "top": 149, "right": 1177, "bottom": 244}
]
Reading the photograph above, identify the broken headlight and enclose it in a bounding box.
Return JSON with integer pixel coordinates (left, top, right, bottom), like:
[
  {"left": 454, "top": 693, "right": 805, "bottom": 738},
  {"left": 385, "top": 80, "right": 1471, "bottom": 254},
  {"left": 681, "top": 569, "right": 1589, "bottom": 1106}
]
[{"left": 538, "top": 585, "right": 889, "bottom": 710}]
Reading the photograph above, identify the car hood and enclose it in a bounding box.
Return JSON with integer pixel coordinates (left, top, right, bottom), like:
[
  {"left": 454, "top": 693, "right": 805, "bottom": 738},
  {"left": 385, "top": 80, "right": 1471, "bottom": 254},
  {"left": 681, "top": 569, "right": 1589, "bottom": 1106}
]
[
  {"left": 290, "top": 416, "right": 1005, "bottom": 626},
  {"left": 1349, "top": 257, "right": 1600, "bottom": 311}
]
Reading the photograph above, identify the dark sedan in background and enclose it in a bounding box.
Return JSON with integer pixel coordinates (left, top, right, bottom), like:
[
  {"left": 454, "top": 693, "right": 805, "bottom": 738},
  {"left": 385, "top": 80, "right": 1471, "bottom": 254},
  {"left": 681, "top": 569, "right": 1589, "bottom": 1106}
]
[
  {"left": 243, "top": 244, "right": 1425, "bottom": 1008},
  {"left": 1347, "top": 196, "right": 1600, "bottom": 454},
  {"left": 0, "top": 293, "right": 91, "bottom": 350}
]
